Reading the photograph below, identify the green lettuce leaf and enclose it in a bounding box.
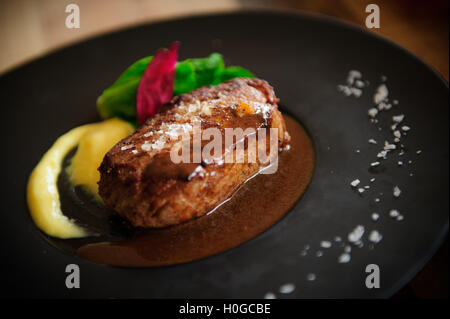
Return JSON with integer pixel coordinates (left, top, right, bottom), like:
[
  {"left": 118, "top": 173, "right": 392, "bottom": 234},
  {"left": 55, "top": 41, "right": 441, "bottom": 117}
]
[{"left": 97, "top": 53, "right": 253, "bottom": 124}]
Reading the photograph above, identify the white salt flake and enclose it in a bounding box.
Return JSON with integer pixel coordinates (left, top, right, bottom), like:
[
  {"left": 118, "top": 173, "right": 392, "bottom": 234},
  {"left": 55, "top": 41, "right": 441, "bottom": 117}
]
[
  {"left": 389, "top": 209, "right": 400, "bottom": 218},
  {"left": 368, "top": 108, "right": 378, "bottom": 118},
  {"left": 347, "top": 70, "right": 362, "bottom": 86},
  {"left": 369, "top": 230, "right": 383, "bottom": 243},
  {"left": 320, "top": 241, "right": 332, "bottom": 248},
  {"left": 371, "top": 161, "right": 380, "bottom": 167},
  {"left": 358, "top": 188, "right": 365, "bottom": 194},
  {"left": 392, "top": 114, "right": 405, "bottom": 123},
  {"left": 338, "top": 253, "right": 351, "bottom": 263},
  {"left": 416, "top": 150, "right": 422, "bottom": 154},
  {"left": 306, "top": 273, "right": 317, "bottom": 281},
  {"left": 393, "top": 186, "right": 401, "bottom": 198},
  {"left": 348, "top": 225, "right": 365, "bottom": 243},
  {"left": 264, "top": 292, "right": 276, "bottom": 299},
  {"left": 368, "top": 139, "right": 377, "bottom": 144},
  {"left": 371, "top": 213, "right": 380, "bottom": 221},
  {"left": 279, "top": 283, "right": 295, "bottom": 294},
  {"left": 377, "top": 150, "right": 388, "bottom": 159},
  {"left": 373, "top": 84, "right": 389, "bottom": 105},
  {"left": 393, "top": 130, "right": 402, "bottom": 139},
  {"left": 350, "top": 179, "right": 360, "bottom": 187},
  {"left": 370, "top": 178, "right": 376, "bottom": 182},
  {"left": 120, "top": 144, "right": 134, "bottom": 151},
  {"left": 401, "top": 126, "right": 411, "bottom": 132}
]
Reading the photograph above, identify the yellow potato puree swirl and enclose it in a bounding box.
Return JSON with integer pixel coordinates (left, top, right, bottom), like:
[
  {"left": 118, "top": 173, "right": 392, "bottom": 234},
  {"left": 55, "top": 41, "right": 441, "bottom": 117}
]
[{"left": 27, "top": 118, "right": 134, "bottom": 239}]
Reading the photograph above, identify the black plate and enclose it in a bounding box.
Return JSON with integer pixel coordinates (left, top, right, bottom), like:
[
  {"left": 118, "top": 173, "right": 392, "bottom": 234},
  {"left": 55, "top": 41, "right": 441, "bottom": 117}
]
[{"left": 0, "top": 11, "right": 448, "bottom": 298}]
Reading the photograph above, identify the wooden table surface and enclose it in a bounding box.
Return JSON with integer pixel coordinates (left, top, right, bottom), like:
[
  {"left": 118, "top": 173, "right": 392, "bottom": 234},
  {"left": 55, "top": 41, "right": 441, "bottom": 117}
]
[{"left": 0, "top": 0, "right": 448, "bottom": 298}]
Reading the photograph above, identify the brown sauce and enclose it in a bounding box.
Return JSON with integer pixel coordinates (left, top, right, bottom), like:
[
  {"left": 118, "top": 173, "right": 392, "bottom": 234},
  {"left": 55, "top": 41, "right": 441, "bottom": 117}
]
[{"left": 77, "top": 114, "right": 315, "bottom": 267}]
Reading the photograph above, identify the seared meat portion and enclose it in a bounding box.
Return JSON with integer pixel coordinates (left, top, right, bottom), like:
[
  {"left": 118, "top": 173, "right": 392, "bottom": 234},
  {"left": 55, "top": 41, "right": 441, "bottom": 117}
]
[{"left": 99, "top": 78, "right": 290, "bottom": 228}]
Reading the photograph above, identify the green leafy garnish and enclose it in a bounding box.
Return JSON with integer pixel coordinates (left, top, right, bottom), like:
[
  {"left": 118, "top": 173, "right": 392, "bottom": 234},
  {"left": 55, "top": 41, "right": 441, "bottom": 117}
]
[{"left": 97, "top": 53, "right": 253, "bottom": 124}]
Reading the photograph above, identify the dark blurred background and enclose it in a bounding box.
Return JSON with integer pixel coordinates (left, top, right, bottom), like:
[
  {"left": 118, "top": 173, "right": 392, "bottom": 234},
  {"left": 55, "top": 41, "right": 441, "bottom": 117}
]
[{"left": 0, "top": 0, "right": 448, "bottom": 298}]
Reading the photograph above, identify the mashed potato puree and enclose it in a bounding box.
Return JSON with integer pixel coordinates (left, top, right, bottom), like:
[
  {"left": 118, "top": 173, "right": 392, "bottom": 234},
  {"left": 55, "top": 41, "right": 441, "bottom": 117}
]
[{"left": 27, "top": 118, "right": 134, "bottom": 238}]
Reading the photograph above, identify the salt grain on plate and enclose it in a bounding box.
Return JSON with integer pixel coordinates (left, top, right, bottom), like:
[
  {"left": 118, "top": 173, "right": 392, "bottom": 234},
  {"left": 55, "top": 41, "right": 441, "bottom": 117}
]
[
  {"left": 402, "top": 125, "right": 411, "bottom": 132},
  {"left": 368, "top": 108, "right": 378, "bottom": 118},
  {"left": 374, "top": 198, "right": 380, "bottom": 203},
  {"left": 347, "top": 70, "right": 362, "bottom": 85},
  {"left": 279, "top": 283, "right": 295, "bottom": 294},
  {"left": 393, "top": 186, "right": 401, "bottom": 198},
  {"left": 416, "top": 150, "right": 422, "bottom": 154},
  {"left": 306, "top": 273, "right": 317, "bottom": 281},
  {"left": 397, "top": 215, "right": 404, "bottom": 221},
  {"left": 264, "top": 292, "right": 276, "bottom": 299},
  {"left": 344, "top": 245, "right": 352, "bottom": 253},
  {"left": 350, "top": 179, "right": 360, "bottom": 187},
  {"left": 393, "top": 130, "right": 401, "bottom": 139},
  {"left": 358, "top": 188, "right": 365, "bottom": 194},
  {"left": 348, "top": 225, "right": 365, "bottom": 243},
  {"left": 373, "top": 84, "right": 389, "bottom": 105},
  {"left": 338, "top": 253, "right": 351, "bottom": 263},
  {"left": 392, "top": 114, "right": 405, "bottom": 123},
  {"left": 371, "top": 213, "right": 380, "bottom": 221},
  {"left": 370, "top": 178, "right": 376, "bottom": 182},
  {"left": 334, "top": 236, "right": 342, "bottom": 242},
  {"left": 368, "top": 139, "right": 377, "bottom": 144},
  {"left": 371, "top": 161, "right": 380, "bottom": 167},
  {"left": 384, "top": 141, "right": 396, "bottom": 150},
  {"left": 368, "top": 230, "right": 383, "bottom": 243},
  {"left": 316, "top": 251, "right": 323, "bottom": 257},
  {"left": 398, "top": 161, "right": 403, "bottom": 166},
  {"left": 377, "top": 150, "right": 388, "bottom": 159},
  {"left": 320, "top": 241, "right": 332, "bottom": 248},
  {"left": 389, "top": 209, "right": 400, "bottom": 218}
]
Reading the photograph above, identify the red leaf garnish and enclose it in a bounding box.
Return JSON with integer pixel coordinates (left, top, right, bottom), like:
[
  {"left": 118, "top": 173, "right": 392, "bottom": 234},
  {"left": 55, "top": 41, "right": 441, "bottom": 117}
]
[{"left": 137, "top": 42, "right": 179, "bottom": 125}]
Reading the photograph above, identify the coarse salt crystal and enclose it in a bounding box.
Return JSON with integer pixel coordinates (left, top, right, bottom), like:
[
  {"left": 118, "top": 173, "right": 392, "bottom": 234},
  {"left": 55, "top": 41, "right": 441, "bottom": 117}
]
[
  {"left": 377, "top": 150, "right": 388, "bottom": 159},
  {"left": 389, "top": 209, "right": 400, "bottom": 218},
  {"left": 348, "top": 225, "right": 365, "bottom": 243},
  {"left": 368, "top": 108, "right": 378, "bottom": 118},
  {"left": 306, "top": 273, "right": 317, "bottom": 281},
  {"left": 402, "top": 126, "right": 411, "bottom": 131},
  {"left": 371, "top": 161, "right": 380, "bottom": 167},
  {"left": 373, "top": 84, "right": 389, "bottom": 105},
  {"left": 368, "top": 230, "right": 383, "bottom": 243},
  {"left": 393, "top": 186, "right": 401, "bottom": 198},
  {"left": 350, "top": 179, "right": 360, "bottom": 187},
  {"left": 338, "top": 253, "right": 351, "bottom": 263},
  {"left": 320, "top": 241, "right": 332, "bottom": 248},
  {"left": 371, "top": 213, "right": 380, "bottom": 221},
  {"left": 368, "top": 139, "right": 377, "bottom": 144},
  {"left": 120, "top": 144, "right": 134, "bottom": 151},
  {"left": 279, "top": 283, "right": 295, "bottom": 294},
  {"left": 392, "top": 114, "right": 405, "bottom": 123},
  {"left": 141, "top": 143, "right": 151, "bottom": 151},
  {"left": 264, "top": 292, "right": 276, "bottom": 299}
]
